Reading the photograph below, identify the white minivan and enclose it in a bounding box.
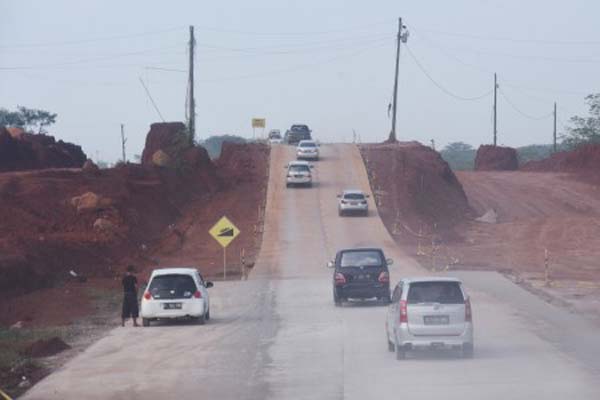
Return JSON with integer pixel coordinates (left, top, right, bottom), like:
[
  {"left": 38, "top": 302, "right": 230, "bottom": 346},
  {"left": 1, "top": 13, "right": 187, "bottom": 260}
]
[
  {"left": 385, "top": 277, "right": 474, "bottom": 359},
  {"left": 141, "top": 268, "right": 213, "bottom": 326}
]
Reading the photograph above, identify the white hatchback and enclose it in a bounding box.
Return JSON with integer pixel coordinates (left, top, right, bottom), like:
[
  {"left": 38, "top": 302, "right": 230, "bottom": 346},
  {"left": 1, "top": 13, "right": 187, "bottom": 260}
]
[{"left": 141, "top": 268, "right": 213, "bottom": 326}]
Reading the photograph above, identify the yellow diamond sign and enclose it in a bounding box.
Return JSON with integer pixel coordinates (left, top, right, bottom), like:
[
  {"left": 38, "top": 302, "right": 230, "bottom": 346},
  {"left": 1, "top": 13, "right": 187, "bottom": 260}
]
[{"left": 209, "top": 216, "right": 240, "bottom": 248}]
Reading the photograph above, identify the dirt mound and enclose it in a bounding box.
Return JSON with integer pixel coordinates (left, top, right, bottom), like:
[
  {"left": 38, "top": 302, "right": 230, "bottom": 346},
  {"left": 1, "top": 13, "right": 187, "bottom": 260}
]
[
  {"left": 474, "top": 145, "right": 518, "bottom": 171},
  {"left": 360, "top": 142, "right": 471, "bottom": 241},
  {"left": 216, "top": 142, "right": 270, "bottom": 185},
  {"left": 141, "top": 122, "right": 188, "bottom": 166},
  {"left": 521, "top": 143, "right": 600, "bottom": 172},
  {"left": 21, "top": 337, "right": 70, "bottom": 358},
  {"left": 0, "top": 126, "right": 86, "bottom": 172}
]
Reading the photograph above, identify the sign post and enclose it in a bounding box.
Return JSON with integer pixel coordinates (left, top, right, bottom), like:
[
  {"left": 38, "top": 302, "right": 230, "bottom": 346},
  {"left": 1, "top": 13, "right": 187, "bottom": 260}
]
[
  {"left": 252, "top": 118, "right": 266, "bottom": 139},
  {"left": 209, "top": 216, "right": 241, "bottom": 280}
]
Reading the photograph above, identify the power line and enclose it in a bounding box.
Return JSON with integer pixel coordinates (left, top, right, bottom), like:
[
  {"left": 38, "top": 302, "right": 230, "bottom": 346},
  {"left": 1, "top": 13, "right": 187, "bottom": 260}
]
[
  {"left": 498, "top": 88, "right": 553, "bottom": 120},
  {"left": 0, "top": 26, "right": 186, "bottom": 49},
  {"left": 404, "top": 44, "right": 493, "bottom": 101},
  {"left": 416, "top": 27, "right": 600, "bottom": 46},
  {"left": 138, "top": 77, "right": 165, "bottom": 122}
]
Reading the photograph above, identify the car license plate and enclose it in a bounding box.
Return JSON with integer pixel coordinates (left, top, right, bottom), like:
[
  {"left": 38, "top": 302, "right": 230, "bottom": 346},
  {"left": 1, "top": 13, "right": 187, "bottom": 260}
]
[
  {"left": 163, "top": 303, "right": 182, "bottom": 310},
  {"left": 423, "top": 315, "right": 449, "bottom": 325},
  {"left": 350, "top": 202, "right": 358, "bottom": 206},
  {"left": 357, "top": 274, "right": 370, "bottom": 280}
]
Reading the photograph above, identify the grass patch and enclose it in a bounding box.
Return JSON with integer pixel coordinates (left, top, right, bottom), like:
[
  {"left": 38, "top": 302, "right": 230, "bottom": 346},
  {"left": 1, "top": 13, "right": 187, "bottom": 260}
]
[{"left": 0, "top": 327, "right": 68, "bottom": 370}]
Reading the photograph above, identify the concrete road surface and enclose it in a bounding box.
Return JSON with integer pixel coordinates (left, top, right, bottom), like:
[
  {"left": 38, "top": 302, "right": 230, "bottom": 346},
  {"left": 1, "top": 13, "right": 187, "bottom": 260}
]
[{"left": 24, "top": 144, "right": 600, "bottom": 400}]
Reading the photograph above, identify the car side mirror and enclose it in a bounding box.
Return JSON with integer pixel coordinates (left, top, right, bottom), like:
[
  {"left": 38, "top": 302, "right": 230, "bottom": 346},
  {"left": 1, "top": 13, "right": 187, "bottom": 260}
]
[
  {"left": 336, "top": 194, "right": 341, "bottom": 198},
  {"left": 365, "top": 194, "right": 370, "bottom": 198},
  {"left": 310, "top": 165, "right": 314, "bottom": 169},
  {"left": 284, "top": 165, "right": 288, "bottom": 169},
  {"left": 205, "top": 281, "right": 214, "bottom": 288},
  {"left": 327, "top": 261, "right": 334, "bottom": 268},
  {"left": 386, "top": 258, "right": 394, "bottom": 266}
]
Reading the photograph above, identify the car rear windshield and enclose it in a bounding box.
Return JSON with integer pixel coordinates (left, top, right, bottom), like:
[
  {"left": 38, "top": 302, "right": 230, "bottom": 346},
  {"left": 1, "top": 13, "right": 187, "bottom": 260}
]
[
  {"left": 289, "top": 165, "right": 310, "bottom": 173},
  {"left": 343, "top": 193, "right": 365, "bottom": 200},
  {"left": 407, "top": 281, "right": 464, "bottom": 304},
  {"left": 291, "top": 125, "right": 309, "bottom": 131},
  {"left": 340, "top": 250, "right": 382, "bottom": 267},
  {"left": 149, "top": 274, "right": 197, "bottom": 299},
  {"left": 300, "top": 142, "right": 316, "bottom": 147}
]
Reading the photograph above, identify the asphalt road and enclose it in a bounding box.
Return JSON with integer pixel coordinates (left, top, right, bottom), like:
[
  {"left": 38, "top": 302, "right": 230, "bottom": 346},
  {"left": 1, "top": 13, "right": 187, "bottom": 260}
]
[{"left": 24, "top": 144, "right": 600, "bottom": 399}]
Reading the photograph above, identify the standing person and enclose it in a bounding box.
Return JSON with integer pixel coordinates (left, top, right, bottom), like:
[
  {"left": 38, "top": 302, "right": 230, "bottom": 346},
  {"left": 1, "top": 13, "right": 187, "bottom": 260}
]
[{"left": 121, "top": 265, "right": 139, "bottom": 327}]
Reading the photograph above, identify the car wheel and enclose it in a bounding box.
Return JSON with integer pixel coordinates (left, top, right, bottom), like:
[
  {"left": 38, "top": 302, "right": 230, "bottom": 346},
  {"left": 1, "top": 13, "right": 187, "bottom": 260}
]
[
  {"left": 196, "top": 314, "right": 206, "bottom": 325},
  {"left": 205, "top": 308, "right": 210, "bottom": 321},
  {"left": 462, "top": 343, "right": 474, "bottom": 359},
  {"left": 307, "top": 182, "right": 312, "bottom": 188},
  {"left": 334, "top": 291, "right": 341, "bottom": 307},
  {"left": 142, "top": 318, "right": 150, "bottom": 327},
  {"left": 395, "top": 337, "right": 406, "bottom": 360},
  {"left": 338, "top": 210, "right": 344, "bottom": 217}
]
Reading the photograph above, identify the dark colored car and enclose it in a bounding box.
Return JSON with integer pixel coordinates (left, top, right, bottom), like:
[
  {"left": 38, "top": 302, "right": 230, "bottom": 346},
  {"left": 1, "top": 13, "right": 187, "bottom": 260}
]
[
  {"left": 285, "top": 124, "right": 312, "bottom": 145},
  {"left": 329, "top": 248, "right": 393, "bottom": 306}
]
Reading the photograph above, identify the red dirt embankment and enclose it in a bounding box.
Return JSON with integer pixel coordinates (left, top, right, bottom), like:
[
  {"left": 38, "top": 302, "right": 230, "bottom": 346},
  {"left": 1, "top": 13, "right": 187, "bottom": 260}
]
[
  {"left": 0, "top": 123, "right": 269, "bottom": 328},
  {"left": 474, "top": 144, "right": 518, "bottom": 171},
  {"left": 0, "top": 127, "right": 86, "bottom": 171},
  {"left": 522, "top": 143, "right": 600, "bottom": 173},
  {"left": 360, "top": 142, "right": 471, "bottom": 243}
]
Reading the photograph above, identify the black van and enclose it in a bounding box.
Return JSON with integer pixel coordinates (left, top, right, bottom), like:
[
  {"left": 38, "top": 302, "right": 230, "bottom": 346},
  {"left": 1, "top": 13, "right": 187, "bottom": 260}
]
[{"left": 329, "top": 248, "right": 393, "bottom": 306}]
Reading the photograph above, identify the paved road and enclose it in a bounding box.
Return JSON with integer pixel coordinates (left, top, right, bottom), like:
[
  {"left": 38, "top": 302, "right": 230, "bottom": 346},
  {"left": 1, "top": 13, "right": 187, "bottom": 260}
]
[{"left": 24, "top": 144, "right": 600, "bottom": 399}]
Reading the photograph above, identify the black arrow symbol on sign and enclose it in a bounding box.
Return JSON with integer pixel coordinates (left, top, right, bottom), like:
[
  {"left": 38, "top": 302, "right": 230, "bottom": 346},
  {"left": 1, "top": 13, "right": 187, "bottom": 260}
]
[{"left": 218, "top": 227, "right": 234, "bottom": 237}]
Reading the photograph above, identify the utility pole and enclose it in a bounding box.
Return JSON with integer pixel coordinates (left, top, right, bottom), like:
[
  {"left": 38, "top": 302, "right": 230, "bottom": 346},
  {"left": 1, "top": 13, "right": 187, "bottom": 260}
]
[
  {"left": 553, "top": 102, "right": 557, "bottom": 152},
  {"left": 389, "top": 18, "right": 409, "bottom": 142},
  {"left": 187, "top": 25, "right": 196, "bottom": 144},
  {"left": 120, "top": 124, "right": 127, "bottom": 162},
  {"left": 493, "top": 73, "right": 498, "bottom": 146}
]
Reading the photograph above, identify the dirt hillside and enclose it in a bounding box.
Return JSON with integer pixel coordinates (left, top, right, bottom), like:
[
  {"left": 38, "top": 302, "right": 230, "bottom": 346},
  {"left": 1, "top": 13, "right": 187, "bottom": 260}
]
[
  {"left": 360, "top": 142, "right": 471, "bottom": 243},
  {"left": 521, "top": 143, "right": 600, "bottom": 174},
  {"left": 0, "top": 126, "right": 86, "bottom": 172},
  {"left": 474, "top": 144, "right": 518, "bottom": 171}
]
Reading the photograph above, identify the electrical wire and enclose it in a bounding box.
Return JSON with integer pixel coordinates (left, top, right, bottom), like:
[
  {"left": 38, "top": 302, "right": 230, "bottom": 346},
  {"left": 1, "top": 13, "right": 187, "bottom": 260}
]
[
  {"left": 0, "top": 26, "right": 186, "bottom": 49},
  {"left": 404, "top": 44, "right": 493, "bottom": 101},
  {"left": 138, "top": 77, "right": 165, "bottom": 122},
  {"left": 498, "top": 88, "right": 554, "bottom": 120},
  {"left": 416, "top": 27, "right": 600, "bottom": 46}
]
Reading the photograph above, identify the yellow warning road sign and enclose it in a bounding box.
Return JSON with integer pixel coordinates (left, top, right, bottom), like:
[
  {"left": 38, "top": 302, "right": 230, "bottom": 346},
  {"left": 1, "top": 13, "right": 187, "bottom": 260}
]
[
  {"left": 209, "top": 216, "right": 240, "bottom": 248},
  {"left": 252, "top": 118, "right": 266, "bottom": 128}
]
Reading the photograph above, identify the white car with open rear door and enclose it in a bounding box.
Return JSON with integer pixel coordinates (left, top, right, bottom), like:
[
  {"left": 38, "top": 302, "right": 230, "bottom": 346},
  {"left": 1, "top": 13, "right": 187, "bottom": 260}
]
[
  {"left": 385, "top": 277, "right": 474, "bottom": 359},
  {"left": 141, "top": 267, "right": 213, "bottom": 326}
]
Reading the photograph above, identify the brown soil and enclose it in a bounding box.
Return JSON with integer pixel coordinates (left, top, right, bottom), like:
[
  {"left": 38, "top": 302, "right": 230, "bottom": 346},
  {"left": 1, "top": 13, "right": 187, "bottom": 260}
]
[
  {"left": 21, "top": 337, "right": 70, "bottom": 358},
  {"left": 360, "top": 142, "right": 471, "bottom": 243},
  {"left": 474, "top": 144, "right": 518, "bottom": 171},
  {"left": 0, "top": 126, "right": 86, "bottom": 172},
  {"left": 521, "top": 143, "right": 600, "bottom": 176}
]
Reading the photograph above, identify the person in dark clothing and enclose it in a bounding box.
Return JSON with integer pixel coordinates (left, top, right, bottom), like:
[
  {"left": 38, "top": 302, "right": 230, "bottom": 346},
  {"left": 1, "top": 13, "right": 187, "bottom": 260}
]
[{"left": 121, "top": 265, "right": 139, "bottom": 327}]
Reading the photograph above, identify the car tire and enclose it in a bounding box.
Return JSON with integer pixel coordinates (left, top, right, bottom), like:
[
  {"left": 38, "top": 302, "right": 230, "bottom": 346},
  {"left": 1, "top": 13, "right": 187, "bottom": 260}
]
[
  {"left": 142, "top": 318, "right": 150, "bottom": 327},
  {"left": 334, "top": 292, "right": 342, "bottom": 307},
  {"left": 307, "top": 182, "right": 312, "bottom": 188},
  {"left": 395, "top": 337, "right": 406, "bottom": 360},
  {"left": 196, "top": 314, "right": 206, "bottom": 325},
  {"left": 462, "top": 343, "right": 474, "bottom": 359},
  {"left": 205, "top": 308, "right": 210, "bottom": 321},
  {"left": 387, "top": 332, "right": 395, "bottom": 352},
  {"left": 338, "top": 210, "right": 344, "bottom": 217}
]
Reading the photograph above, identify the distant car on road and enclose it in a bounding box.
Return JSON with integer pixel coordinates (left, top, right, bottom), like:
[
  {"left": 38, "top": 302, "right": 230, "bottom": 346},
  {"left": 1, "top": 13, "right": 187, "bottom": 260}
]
[
  {"left": 141, "top": 267, "right": 213, "bottom": 326},
  {"left": 296, "top": 140, "right": 319, "bottom": 160},
  {"left": 285, "top": 124, "right": 312, "bottom": 145},
  {"left": 329, "top": 248, "right": 392, "bottom": 306},
  {"left": 385, "top": 277, "right": 474, "bottom": 359},
  {"left": 268, "top": 129, "right": 282, "bottom": 144},
  {"left": 285, "top": 160, "right": 313, "bottom": 188},
  {"left": 337, "top": 189, "right": 369, "bottom": 216}
]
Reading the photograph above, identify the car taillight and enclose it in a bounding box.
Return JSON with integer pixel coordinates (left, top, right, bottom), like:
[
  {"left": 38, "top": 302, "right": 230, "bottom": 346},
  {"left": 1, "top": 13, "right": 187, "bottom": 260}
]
[
  {"left": 334, "top": 272, "right": 346, "bottom": 285},
  {"left": 361, "top": 200, "right": 367, "bottom": 204},
  {"left": 143, "top": 291, "right": 152, "bottom": 300},
  {"left": 399, "top": 300, "right": 408, "bottom": 323},
  {"left": 341, "top": 200, "right": 347, "bottom": 204},
  {"left": 465, "top": 298, "right": 472, "bottom": 322},
  {"left": 378, "top": 271, "right": 389, "bottom": 283},
  {"left": 194, "top": 290, "right": 202, "bottom": 299}
]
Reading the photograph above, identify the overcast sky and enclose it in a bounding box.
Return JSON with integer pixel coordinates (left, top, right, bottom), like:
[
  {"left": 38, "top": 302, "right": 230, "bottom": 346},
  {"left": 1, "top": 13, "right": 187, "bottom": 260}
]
[{"left": 2, "top": 0, "right": 599, "bottom": 162}]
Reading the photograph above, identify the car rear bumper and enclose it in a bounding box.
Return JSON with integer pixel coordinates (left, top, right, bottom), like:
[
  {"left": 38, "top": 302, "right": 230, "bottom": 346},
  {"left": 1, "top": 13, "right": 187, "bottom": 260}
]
[
  {"left": 140, "top": 299, "right": 205, "bottom": 319},
  {"left": 287, "top": 176, "right": 312, "bottom": 184},
  {"left": 395, "top": 322, "right": 474, "bottom": 347},
  {"left": 297, "top": 153, "right": 319, "bottom": 160},
  {"left": 335, "top": 284, "right": 389, "bottom": 299},
  {"left": 339, "top": 204, "right": 368, "bottom": 213}
]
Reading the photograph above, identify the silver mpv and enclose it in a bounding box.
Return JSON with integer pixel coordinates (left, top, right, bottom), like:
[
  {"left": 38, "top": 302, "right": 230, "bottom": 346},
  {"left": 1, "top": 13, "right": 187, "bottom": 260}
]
[{"left": 385, "top": 277, "right": 474, "bottom": 359}]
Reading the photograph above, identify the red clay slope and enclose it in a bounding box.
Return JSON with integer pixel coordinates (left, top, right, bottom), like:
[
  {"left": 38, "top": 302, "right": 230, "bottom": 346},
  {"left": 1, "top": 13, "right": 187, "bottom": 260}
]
[
  {"left": 521, "top": 143, "right": 600, "bottom": 173},
  {"left": 474, "top": 144, "right": 518, "bottom": 171},
  {"left": 360, "top": 142, "right": 471, "bottom": 243}
]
